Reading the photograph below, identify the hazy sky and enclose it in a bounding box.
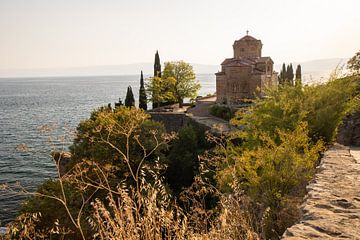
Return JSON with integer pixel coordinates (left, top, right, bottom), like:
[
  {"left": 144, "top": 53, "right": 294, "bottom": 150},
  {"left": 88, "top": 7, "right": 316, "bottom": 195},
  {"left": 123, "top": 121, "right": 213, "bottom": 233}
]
[{"left": 0, "top": 0, "right": 359, "bottom": 69}]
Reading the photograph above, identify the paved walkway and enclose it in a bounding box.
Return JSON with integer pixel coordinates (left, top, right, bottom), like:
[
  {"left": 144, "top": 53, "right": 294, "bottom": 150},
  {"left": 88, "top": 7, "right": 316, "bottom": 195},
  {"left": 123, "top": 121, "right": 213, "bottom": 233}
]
[
  {"left": 187, "top": 96, "right": 236, "bottom": 133},
  {"left": 283, "top": 144, "right": 360, "bottom": 239},
  {"left": 350, "top": 146, "right": 360, "bottom": 162}
]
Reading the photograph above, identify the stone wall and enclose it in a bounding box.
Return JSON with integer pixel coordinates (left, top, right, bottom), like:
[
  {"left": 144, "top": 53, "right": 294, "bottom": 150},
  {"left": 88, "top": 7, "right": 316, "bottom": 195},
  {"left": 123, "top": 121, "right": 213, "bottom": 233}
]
[
  {"left": 149, "top": 112, "right": 210, "bottom": 133},
  {"left": 282, "top": 144, "right": 360, "bottom": 239}
]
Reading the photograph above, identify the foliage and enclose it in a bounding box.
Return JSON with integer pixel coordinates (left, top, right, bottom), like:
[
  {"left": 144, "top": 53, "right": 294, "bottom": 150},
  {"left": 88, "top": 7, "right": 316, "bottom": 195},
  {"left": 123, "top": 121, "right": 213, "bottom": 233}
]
[
  {"left": 278, "top": 63, "right": 286, "bottom": 85},
  {"left": 279, "top": 63, "right": 296, "bottom": 86},
  {"left": 18, "top": 180, "right": 88, "bottom": 239},
  {"left": 231, "top": 84, "right": 306, "bottom": 146},
  {"left": 89, "top": 163, "right": 188, "bottom": 240},
  {"left": 146, "top": 76, "right": 176, "bottom": 108},
  {"left": 4, "top": 212, "right": 72, "bottom": 240},
  {"left": 147, "top": 61, "right": 200, "bottom": 108},
  {"left": 139, "top": 71, "right": 147, "bottom": 110},
  {"left": 19, "top": 107, "right": 167, "bottom": 239},
  {"left": 125, "top": 86, "right": 135, "bottom": 107},
  {"left": 286, "top": 64, "right": 294, "bottom": 85},
  {"left": 5, "top": 74, "right": 359, "bottom": 240},
  {"left": 217, "top": 75, "right": 359, "bottom": 238},
  {"left": 209, "top": 105, "right": 234, "bottom": 121},
  {"left": 217, "top": 123, "right": 324, "bottom": 237},
  {"left": 232, "top": 76, "right": 359, "bottom": 144},
  {"left": 5, "top": 107, "right": 172, "bottom": 240},
  {"left": 165, "top": 124, "right": 212, "bottom": 195},
  {"left": 347, "top": 50, "right": 360, "bottom": 74},
  {"left": 303, "top": 76, "right": 358, "bottom": 142},
  {"left": 162, "top": 61, "right": 201, "bottom": 107},
  {"left": 69, "top": 106, "right": 166, "bottom": 171},
  {"left": 295, "top": 64, "right": 302, "bottom": 86}
]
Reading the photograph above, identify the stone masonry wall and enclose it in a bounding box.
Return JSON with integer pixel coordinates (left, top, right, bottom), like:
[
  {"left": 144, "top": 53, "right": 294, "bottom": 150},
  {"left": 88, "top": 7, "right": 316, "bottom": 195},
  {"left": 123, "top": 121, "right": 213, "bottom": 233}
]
[
  {"left": 282, "top": 144, "right": 360, "bottom": 239},
  {"left": 149, "top": 112, "right": 210, "bottom": 133}
]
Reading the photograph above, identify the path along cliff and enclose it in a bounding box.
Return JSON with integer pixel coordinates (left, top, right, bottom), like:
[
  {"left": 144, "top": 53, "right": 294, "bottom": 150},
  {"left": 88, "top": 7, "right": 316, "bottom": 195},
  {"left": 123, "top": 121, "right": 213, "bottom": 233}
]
[
  {"left": 282, "top": 144, "right": 360, "bottom": 239},
  {"left": 283, "top": 109, "right": 360, "bottom": 239}
]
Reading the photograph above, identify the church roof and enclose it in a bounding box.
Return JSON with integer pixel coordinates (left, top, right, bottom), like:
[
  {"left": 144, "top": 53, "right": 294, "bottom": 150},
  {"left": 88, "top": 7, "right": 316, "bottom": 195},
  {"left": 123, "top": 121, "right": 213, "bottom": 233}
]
[
  {"left": 238, "top": 35, "right": 258, "bottom": 41},
  {"left": 221, "top": 57, "right": 273, "bottom": 66},
  {"left": 257, "top": 57, "right": 273, "bottom": 63},
  {"left": 221, "top": 58, "right": 255, "bottom": 66}
]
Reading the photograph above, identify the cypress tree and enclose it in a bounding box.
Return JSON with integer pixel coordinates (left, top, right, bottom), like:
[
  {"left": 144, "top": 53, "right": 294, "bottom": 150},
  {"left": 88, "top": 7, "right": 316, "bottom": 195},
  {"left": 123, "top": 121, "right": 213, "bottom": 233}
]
[
  {"left": 286, "top": 65, "right": 290, "bottom": 83},
  {"left": 139, "top": 71, "right": 147, "bottom": 110},
  {"left": 288, "top": 63, "right": 294, "bottom": 86},
  {"left": 153, "top": 50, "right": 162, "bottom": 109},
  {"left": 295, "top": 64, "right": 302, "bottom": 87},
  {"left": 125, "top": 86, "right": 135, "bottom": 107},
  {"left": 279, "top": 63, "right": 286, "bottom": 85},
  {"left": 154, "top": 50, "right": 161, "bottom": 78}
]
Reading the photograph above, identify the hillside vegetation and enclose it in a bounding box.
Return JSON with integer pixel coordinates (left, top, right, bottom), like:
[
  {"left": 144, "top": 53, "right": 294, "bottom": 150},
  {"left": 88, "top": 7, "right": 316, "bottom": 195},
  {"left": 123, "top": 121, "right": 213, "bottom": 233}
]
[{"left": 1, "top": 74, "right": 359, "bottom": 240}]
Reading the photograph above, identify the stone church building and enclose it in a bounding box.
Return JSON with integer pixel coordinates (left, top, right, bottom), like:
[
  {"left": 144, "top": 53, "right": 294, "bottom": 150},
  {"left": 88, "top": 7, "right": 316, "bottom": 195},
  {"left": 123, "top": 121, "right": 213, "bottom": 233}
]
[{"left": 216, "top": 34, "right": 277, "bottom": 105}]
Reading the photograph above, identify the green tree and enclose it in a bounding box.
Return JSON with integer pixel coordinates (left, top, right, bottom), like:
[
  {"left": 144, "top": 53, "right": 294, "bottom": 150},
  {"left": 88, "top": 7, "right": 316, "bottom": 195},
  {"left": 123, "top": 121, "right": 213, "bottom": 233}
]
[
  {"left": 125, "top": 86, "right": 135, "bottom": 107},
  {"left": 18, "top": 107, "right": 169, "bottom": 239},
  {"left": 295, "top": 64, "right": 302, "bottom": 87},
  {"left": 139, "top": 71, "right": 147, "bottom": 110},
  {"left": 70, "top": 107, "right": 166, "bottom": 168},
  {"left": 347, "top": 50, "right": 360, "bottom": 74},
  {"left": 162, "top": 61, "right": 200, "bottom": 107},
  {"left": 146, "top": 76, "right": 176, "bottom": 108}
]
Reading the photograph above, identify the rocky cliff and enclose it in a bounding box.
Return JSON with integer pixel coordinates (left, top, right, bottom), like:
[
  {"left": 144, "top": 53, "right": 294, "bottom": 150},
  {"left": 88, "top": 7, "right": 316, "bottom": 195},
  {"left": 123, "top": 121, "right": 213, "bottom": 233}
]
[{"left": 337, "top": 110, "right": 360, "bottom": 146}]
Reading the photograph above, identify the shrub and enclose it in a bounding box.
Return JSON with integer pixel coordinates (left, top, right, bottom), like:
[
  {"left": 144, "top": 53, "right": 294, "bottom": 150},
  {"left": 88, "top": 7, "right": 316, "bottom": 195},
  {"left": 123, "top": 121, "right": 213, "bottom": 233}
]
[
  {"left": 209, "top": 105, "right": 234, "bottom": 121},
  {"left": 165, "top": 124, "right": 208, "bottom": 195},
  {"left": 231, "top": 76, "right": 359, "bottom": 145}
]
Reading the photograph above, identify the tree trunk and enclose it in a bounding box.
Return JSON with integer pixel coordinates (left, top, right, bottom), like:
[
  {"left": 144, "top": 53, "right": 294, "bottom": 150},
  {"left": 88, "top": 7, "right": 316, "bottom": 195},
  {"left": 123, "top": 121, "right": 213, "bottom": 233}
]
[{"left": 179, "top": 99, "right": 183, "bottom": 108}]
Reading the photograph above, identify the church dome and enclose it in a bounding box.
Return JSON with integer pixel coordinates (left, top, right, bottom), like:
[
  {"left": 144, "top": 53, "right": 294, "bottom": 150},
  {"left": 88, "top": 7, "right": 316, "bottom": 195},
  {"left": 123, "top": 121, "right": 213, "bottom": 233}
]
[{"left": 233, "top": 34, "right": 262, "bottom": 59}]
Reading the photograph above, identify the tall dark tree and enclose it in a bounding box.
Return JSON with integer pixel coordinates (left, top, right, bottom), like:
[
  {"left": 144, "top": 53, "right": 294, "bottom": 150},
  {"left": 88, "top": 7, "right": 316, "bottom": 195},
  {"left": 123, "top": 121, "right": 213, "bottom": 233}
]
[
  {"left": 278, "top": 63, "right": 287, "bottom": 85},
  {"left": 125, "top": 86, "right": 135, "bottom": 107},
  {"left": 139, "top": 71, "right": 147, "bottom": 110},
  {"left": 287, "top": 63, "right": 294, "bottom": 85},
  {"left": 154, "top": 50, "right": 161, "bottom": 78},
  {"left": 152, "top": 50, "right": 162, "bottom": 109},
  {"left": 295, "top": 64, "right": 302, "bottom": 87}
]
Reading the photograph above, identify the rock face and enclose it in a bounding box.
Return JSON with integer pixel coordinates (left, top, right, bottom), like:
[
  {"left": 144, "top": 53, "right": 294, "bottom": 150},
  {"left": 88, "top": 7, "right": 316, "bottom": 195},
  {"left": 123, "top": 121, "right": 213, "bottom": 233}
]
[
  {"left": 337, "top": 110, "right": 360, "bottom": 146},
  {"left": 282, "top": 144, "right": 360, "bottom": 239}
]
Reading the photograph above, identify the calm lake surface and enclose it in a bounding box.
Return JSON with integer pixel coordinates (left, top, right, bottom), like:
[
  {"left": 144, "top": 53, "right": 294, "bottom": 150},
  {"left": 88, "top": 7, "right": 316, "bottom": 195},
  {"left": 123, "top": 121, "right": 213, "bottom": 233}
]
[{"left": 0, "top": 74, "right": 215, "bottom": 225}]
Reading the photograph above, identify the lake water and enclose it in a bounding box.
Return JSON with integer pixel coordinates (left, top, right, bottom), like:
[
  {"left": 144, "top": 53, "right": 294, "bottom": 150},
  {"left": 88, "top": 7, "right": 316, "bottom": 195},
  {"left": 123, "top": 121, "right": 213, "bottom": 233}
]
[{"left": 0, "top": 74, "right": 216, "bottom": 225}]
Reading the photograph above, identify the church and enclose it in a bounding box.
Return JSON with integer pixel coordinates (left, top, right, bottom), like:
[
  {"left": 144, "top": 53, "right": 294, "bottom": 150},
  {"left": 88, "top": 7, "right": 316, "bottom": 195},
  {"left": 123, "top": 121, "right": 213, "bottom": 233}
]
[{"left": 216, "top": 34, "right": 278, "bottom": 105}]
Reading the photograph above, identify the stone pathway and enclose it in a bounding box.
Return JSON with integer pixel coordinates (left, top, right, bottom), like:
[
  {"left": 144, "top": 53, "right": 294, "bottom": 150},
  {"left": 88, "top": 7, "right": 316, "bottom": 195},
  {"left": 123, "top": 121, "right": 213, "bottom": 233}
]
[
  {"left": 187, "top": 96, "right": 236, "bottom": 133},
  {"left": 283, "top": 144, "right": 360, "bottom": 239},
  {"left": 350, "top": 146, "right": 360, "bottom": 162}
]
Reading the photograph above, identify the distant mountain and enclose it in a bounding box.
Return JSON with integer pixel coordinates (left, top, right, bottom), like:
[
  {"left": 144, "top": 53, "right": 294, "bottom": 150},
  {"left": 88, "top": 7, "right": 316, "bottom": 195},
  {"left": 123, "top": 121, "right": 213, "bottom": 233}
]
[
  {"left": 0, "top": 58, "right": 348, "bottom": 80},
  {"left": 0, "top": 63, "right": 219, "bottom": 78}
]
